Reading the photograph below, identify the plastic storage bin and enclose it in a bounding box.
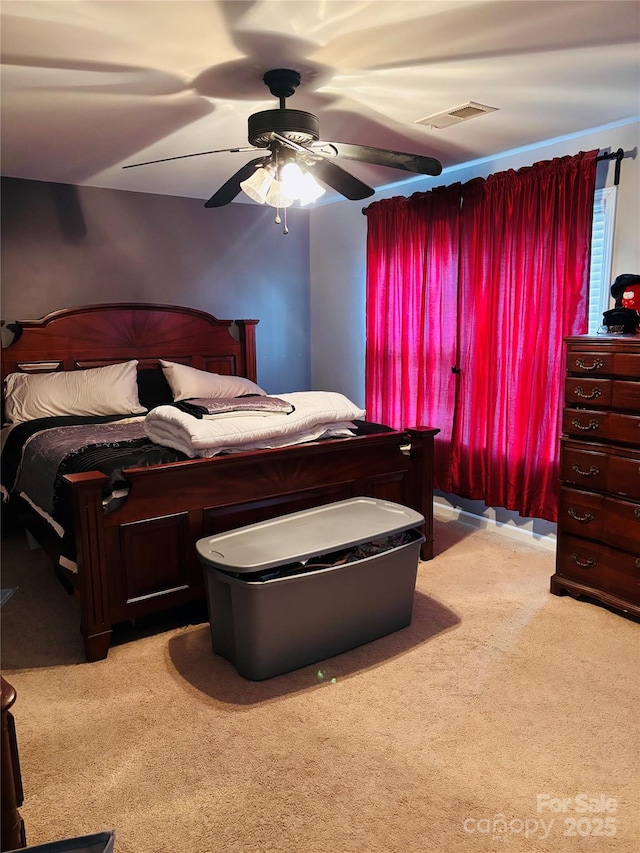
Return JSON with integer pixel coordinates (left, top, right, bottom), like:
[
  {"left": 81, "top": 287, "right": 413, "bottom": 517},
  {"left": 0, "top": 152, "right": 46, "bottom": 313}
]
[
  {"left": 9, "top": 832, "right": 115, "bottom": 853},
  {"left": 196, "top": 497, "right": 425, "bottom": 680}
]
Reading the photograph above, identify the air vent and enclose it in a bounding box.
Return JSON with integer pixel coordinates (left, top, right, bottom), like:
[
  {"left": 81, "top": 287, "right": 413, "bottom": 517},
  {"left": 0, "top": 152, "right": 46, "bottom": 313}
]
[{"left": 416, "top": 101, "right": 498, "bottom": 129}]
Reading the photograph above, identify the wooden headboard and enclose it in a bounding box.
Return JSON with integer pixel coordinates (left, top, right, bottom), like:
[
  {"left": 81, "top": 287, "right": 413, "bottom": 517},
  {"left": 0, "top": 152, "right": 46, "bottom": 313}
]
[{"left": 1, "top": 303, "right": 259, "bottom": 384}]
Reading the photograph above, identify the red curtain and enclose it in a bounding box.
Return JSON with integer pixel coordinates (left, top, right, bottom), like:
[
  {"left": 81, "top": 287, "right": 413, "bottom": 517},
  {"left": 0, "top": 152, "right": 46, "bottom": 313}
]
[
  {"left": 365, "top": 184, "right": 463, "bottom": 487},
  {"left": 365, "top": 150, "right": 598, "bottom": 521}
]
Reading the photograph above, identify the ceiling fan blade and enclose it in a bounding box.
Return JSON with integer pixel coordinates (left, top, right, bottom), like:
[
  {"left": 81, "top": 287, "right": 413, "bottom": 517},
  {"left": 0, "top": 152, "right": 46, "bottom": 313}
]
[
  {"left": 204, "top": 157, "right": 268, "bottom": 208},
  {"left": 308, "top": 159, "right": 375, "bottom": 201},
  {"left": 316, "top": 141, "right": 442, "bottom": 176},
  {"left": 123, "top": 146, "right": 257, "bottom": 169}
]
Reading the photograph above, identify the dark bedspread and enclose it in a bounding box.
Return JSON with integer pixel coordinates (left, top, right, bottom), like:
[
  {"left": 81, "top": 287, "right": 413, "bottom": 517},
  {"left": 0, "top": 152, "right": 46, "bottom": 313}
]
[
  {"left": 1, "top": 414, "right": 187, "bottom": 568},
  {"left": 1, "top": 413, "right": 394, "bottom": 571}
]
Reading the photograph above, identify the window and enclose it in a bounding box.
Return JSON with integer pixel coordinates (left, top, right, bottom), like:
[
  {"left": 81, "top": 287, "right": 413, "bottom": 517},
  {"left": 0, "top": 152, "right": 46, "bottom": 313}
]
[
  {"left": 365, "top": 150, "right": 599, "bottom": 521},
  {"left": 588, "top": 186, "right": 618, "bottom": 333}
]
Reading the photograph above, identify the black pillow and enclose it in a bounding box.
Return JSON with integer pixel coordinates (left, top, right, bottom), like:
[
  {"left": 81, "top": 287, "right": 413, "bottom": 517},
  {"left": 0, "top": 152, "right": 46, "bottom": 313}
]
[{"left": 136, "top": 368, "right": 174, "bottom": 411}]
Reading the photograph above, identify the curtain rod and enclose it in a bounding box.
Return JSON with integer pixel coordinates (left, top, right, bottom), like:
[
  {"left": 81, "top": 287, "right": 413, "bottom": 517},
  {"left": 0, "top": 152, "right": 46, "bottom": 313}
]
[
  {"left": 596, "top": 147, "right": 625, "bottom": 185},
  {"left": 362, "top": 147, "right": 627, "bottom": 214}
]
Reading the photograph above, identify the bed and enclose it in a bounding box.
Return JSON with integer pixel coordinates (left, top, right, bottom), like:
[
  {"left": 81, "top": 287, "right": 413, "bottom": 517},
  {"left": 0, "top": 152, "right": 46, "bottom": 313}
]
[{"left": 1, "top": 303, "right": 439, "bottom": 662}]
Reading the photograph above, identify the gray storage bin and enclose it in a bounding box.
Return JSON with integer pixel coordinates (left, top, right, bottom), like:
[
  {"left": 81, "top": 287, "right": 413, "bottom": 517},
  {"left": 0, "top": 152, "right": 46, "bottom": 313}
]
[
  {"left": 9, "top": 832, "right": 115, "bottom": 853},
  {"left": 196, "top": 497, "right": 425, "bottom": 680}
]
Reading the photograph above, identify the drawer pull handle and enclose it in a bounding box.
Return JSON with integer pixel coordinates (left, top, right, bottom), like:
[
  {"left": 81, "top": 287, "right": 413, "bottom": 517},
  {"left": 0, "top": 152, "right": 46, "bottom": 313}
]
[
  {"left": 636, "top": 558, "right": 640, "bottom": 569},
  {"left": 568, "top": 508, "right": 595, "bottom": 523},
  {"left": 571, "top": 554, "right": 596, "bottom": 569},
  {"left": 635, "top": 507, "right": 640, "bottom": 519},
  {"left": 571, "top": 464, "right": 600, "bottom": 477},
  {"left": 571, "top": 418, "right": 600, "bottom": 431},
  {"left": 575, "top": 357, "right": 604, "bottom": 371},
  {"left": 573, "top": 385, "right": 602, "bottom": 400}
]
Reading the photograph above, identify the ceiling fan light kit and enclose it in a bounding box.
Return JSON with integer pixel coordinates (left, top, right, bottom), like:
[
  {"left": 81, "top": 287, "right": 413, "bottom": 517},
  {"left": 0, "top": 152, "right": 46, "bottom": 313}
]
[
  {"left": 240, "top": 159, "right": 326, "bottom": 208},
  {"left": 240, "top": 165, "right": 279, "bottom": 204},
  {"left": 297, "top": 171, "right": 327, "bottom": 206},
  {"left": 123, "top": 67, "right": 443, "bottom": 232},
  {"left": 265, "top": 179, "right": 294, "bottom": 209},
  {"left": 280, "top": 162, "right": 326, "bottom": 205}
]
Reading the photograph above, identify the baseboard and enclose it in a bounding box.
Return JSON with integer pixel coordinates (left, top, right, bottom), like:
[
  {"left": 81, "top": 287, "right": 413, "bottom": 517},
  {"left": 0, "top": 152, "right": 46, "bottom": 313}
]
[{"left": 433, "top": 498, "right": 558, "bottom": 553}]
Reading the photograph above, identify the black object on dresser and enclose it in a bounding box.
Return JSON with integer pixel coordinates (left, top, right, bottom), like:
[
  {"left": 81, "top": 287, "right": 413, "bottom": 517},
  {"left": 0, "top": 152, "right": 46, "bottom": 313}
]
[{"left": 551, "top": 334, "right": 640, "bottom": 617}]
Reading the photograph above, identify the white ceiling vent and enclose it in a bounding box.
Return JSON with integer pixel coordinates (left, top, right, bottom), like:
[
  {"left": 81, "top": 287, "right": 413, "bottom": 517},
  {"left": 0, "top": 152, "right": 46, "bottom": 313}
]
[{"left": 416, "top": 101, "right": 498, "bottom": 129}]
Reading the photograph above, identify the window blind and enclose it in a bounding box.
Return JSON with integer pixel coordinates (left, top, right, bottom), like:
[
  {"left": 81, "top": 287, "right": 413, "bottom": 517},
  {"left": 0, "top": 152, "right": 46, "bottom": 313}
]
[{"left": 588, "top": 186, "right": 618, "bottom": 333}]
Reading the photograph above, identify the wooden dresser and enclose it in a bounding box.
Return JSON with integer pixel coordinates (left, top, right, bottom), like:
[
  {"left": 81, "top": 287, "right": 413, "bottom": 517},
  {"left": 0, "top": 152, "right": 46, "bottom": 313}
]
[{"left": 551, "top": 334, "right": 640, "bottom": 617}]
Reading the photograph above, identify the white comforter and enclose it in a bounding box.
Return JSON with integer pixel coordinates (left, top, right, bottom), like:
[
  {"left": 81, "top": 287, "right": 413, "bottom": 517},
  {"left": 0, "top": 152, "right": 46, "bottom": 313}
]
[{"left": 144, "top": 391, "right": 365, "bottom": 457}]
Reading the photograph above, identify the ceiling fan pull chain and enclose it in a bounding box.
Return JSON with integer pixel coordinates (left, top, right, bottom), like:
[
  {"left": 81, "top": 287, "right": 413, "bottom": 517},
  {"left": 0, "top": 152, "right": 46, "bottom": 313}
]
[
  {"left": 273, "top": 204, "right": 289, "bottom": 235},
  {"left": 273, "top": 147, "right": 288, "bottom": 231}
]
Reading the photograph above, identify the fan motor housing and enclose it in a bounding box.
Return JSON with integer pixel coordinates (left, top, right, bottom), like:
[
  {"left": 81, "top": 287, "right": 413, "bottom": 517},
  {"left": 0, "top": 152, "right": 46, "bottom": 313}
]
[{"left": 248, "top": 109, "right": 320, "bottom": 148}]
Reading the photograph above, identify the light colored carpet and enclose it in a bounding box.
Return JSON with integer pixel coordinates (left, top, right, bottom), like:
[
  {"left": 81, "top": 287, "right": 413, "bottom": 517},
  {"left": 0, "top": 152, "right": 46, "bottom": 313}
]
[{"left": 1, "top": 516, "right": 638, "bottom": 853}]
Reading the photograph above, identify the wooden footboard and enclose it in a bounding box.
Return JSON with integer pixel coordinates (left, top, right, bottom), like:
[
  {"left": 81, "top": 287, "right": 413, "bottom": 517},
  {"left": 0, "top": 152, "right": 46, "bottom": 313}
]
[{"left": 66, "top": 426, "right": 438, "bottom": 661}]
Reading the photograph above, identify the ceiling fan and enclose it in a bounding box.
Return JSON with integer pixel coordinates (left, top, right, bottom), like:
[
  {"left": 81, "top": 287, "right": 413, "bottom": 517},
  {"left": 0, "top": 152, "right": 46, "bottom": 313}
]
[{"left": 123, "top": 68, "right": 443, "bottom": 209}]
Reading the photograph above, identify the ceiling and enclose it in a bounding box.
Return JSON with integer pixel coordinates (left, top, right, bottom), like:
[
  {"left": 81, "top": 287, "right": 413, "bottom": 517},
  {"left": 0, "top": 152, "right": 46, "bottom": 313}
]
[{"left": 1, "top": 0, "right": 639, "bottom": 206}]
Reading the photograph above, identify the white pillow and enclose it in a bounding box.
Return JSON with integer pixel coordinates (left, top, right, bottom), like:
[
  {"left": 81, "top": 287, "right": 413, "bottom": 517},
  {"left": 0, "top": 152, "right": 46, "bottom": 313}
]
[
  {"left": 159, "top": 360, "right": 266, "bottom": 401},
  {"left": 4, "top": 360, "right": 146, "bottom": 424}
]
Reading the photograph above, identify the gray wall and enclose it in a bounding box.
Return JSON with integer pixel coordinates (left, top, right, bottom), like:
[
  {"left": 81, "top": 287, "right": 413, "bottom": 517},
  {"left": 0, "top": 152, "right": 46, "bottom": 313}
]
[
  {"left": 309, "top": 120, "right": 640, "bottom": 408},
  {"left": 0, "top": 179, "right": 311, "bottom": 394}
]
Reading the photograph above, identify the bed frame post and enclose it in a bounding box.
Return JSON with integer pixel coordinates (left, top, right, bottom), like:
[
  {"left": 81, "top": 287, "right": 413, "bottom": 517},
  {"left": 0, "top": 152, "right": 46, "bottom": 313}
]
[
  {"left": 64, "top": 472, "right": 113, "bottom": 661},
  {"left": 406, "top": 426, "right": 440, "bottom": 561},
  {"left": 234, "top": 320, "right": 259, "bottom": 382}
]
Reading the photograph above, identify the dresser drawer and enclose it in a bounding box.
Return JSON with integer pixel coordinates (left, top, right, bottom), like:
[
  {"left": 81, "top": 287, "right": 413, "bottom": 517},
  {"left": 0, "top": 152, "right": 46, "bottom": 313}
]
[
  {"left": 566, "top": 348, "right": 640, "bottom": 378},
  {"left": 565, "top": 378, "right": 640, "bottom": 410},
  {"left": 609, "top": 452, "right": 640, "bottom": 498},
  {"left": 614, "top": 351, "right": 640, "bottom": 378},
  {"left": 560, "top": 444, "right": 608, "bottom": 490},
  {"left": 560, "top": 441, "right": 640, "bottom": 499},
  {"left": 565, "top": 378, "right": 611, "bottom": 407},
  {"left": 562, "top": 408, "right": 640, "bottom": 445},
  {"left": 556, "top": 534, "right": 640, "bottom": 603},
  {"left": 558, "top": 486, "right": 640, "bottom": 553},
  {"left": 612, "top": 380, "right": 640, "bottom": 410},
  {"left": 566, "top": 351, "right": 615, "bottom": 375}
]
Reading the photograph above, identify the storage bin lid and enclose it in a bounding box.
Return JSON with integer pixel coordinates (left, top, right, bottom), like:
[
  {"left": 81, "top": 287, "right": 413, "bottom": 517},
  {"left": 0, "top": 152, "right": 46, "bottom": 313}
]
[{"left": 197, "top": 497, "right": 424, "bottom": 572}]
